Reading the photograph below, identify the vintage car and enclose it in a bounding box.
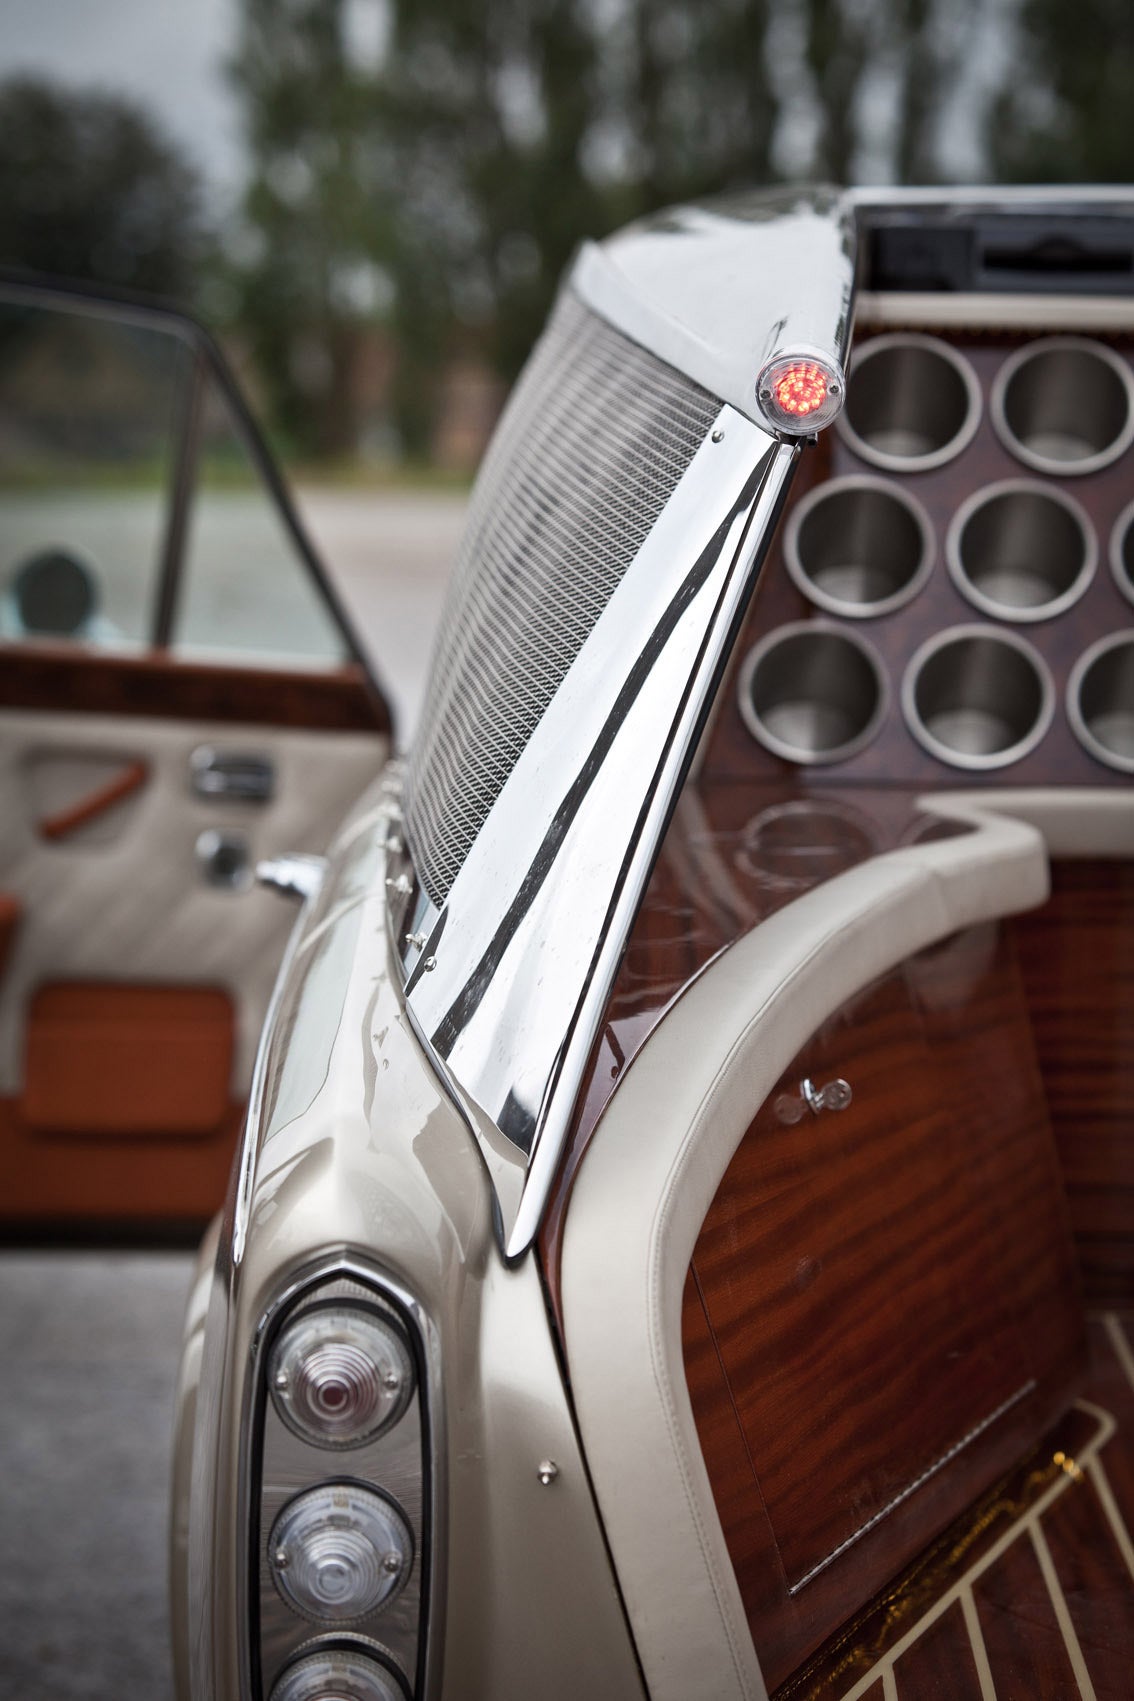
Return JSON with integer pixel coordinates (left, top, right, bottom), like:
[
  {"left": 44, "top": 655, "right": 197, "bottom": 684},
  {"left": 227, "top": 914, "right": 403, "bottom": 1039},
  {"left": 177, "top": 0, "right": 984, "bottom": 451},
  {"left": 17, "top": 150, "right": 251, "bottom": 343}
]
[{"left": 2, "top": 185, "right": 1134, "bottom": 1701}]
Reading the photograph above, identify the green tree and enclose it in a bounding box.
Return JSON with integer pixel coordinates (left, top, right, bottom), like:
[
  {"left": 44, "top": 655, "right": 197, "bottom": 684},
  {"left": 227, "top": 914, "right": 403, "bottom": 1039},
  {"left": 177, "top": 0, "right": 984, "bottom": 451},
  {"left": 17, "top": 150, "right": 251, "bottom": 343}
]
[
  {"left": 0, "top": 77, "right": 202, "bottom": 297},
  {"left": 229, "top": 0, "right": 398, "bottom": 455},
  {"left": 988, "top": 0, "right": 1134, "bottom": 182}
]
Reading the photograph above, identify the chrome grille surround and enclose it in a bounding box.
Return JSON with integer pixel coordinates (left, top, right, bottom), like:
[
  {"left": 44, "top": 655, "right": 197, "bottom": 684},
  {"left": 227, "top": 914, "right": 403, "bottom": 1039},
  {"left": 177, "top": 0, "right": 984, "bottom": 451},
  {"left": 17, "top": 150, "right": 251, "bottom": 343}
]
[{"left": 406, "top": 291, "right": 722, "bottom": 907}]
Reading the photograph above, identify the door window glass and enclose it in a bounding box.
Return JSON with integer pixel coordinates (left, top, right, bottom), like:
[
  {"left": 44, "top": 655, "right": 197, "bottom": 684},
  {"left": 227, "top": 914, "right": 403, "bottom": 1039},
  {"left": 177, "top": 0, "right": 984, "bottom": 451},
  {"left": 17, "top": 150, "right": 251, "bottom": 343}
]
[
  {"left": 0, "top": 296, "right": 186, "bottom": 650},
  {"left": 172, "top": 375, "right": 348, "bottom": 670}
]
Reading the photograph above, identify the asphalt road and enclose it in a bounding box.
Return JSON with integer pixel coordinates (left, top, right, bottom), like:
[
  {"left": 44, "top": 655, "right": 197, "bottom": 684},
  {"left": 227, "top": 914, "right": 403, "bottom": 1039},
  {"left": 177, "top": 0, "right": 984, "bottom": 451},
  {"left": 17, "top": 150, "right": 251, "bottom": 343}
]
[{"left": 0, "top": 488, "right": 463, "bottom": 1701}]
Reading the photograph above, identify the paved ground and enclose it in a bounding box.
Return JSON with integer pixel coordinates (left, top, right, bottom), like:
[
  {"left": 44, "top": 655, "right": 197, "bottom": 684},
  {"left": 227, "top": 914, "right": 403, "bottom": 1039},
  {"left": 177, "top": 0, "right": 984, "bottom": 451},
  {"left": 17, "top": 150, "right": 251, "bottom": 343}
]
[{"left": 0, "top": 489, "right": 460, "bottom": 1700}]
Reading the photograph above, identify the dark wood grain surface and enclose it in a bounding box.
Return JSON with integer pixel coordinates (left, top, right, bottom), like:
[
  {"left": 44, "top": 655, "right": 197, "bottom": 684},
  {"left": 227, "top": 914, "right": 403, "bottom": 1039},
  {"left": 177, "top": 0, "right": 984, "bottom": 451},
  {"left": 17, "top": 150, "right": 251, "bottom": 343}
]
[
  {"left": 768, "top": 1318, "right": 1134, "bottom": 1701},
  {"left": 0, "top": 644, "right": 391, "bottom": 732},
  {"left": 1011, "top": 862, "right": 1134, "bottom": 1300},
  {"left": 682, "top": 927, "right": 1084, "bottom": 1689},
  {"left": 538, "top": 783, "right": 972, "bottom": 1309}
]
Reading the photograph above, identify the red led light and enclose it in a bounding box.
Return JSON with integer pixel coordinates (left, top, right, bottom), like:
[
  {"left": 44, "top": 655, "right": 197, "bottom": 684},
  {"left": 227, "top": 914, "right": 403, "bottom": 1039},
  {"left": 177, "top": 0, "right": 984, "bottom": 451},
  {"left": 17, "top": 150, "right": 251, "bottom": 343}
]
[
  {"left": 772, "top": 362, "right": 828, "bottom": 418},
  {"left": 757, "top": 351, "right": 844, "bottom": 435}
]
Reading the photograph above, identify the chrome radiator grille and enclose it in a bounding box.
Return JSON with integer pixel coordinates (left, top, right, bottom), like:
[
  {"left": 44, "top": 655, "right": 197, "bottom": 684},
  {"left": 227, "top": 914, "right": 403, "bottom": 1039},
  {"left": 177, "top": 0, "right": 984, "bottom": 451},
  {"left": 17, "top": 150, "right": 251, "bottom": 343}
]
[{"left": 406, "top": 290, "right": 721, "bottom": 906}]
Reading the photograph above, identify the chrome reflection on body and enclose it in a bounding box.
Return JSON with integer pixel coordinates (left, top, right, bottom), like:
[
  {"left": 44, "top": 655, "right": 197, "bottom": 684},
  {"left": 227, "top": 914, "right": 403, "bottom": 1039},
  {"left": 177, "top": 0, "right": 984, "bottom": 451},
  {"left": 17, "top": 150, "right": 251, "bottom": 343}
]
[
  {"left": 572, "top": 188, "right": 855, "bottom": 428},
  {"left": 393, "top": 415, "right": 798, "bottom": 1257},
  {"left": 232, "top": 855, "right": 329, "bottom": 1266},
  {"left": 257, "top": 854, "right": 330, "bottom": 905}
]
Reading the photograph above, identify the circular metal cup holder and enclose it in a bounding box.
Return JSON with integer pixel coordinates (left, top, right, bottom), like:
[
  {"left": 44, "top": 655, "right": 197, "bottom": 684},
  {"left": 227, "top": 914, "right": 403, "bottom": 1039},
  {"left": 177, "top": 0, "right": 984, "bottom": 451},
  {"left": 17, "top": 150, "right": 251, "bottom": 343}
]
[
  {"left": 903, "top": 626, "right": 1054, "bottom": 770},
  {"left": 946, "top": 480, "right": 1096, "bottom": 622},
  {"left": 739, "top": 622, "right": 887, "bottom": 766},
  {"left": 785, "top": 477, "right": 934, "bottom": 618},
  {"left": 1110, "top": 501, "right": 1134, "bottom": 611},
  {"left": 992, "top": 337, "right": 1134, "bottom": 476},
  {"left": 840, "top": 334, "right": 981, "bottom": 472},
  {"left": 1068, "top": 633, "right": 1134, "bottom": 773}
]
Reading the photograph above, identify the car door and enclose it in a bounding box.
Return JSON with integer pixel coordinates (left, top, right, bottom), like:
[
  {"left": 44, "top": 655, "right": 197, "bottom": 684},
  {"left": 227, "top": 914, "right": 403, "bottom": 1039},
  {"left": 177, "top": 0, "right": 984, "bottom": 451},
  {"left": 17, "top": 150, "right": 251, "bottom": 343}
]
[{"left": 0, "top": 278, "right": 393, "bottom": 1229}]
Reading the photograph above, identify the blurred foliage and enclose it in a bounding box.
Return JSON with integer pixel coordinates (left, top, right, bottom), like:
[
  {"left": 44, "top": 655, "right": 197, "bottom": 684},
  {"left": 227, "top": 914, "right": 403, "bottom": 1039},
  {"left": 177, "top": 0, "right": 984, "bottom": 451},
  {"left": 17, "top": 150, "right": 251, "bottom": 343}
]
[
  {"left": 1, "top": 0, "right": 1131, "bottom": 464},
  {"left": 227, "top": 0, "right": 992, "bottom": 456},
  {"left": 987, "top": 0, "right": 1134, "bottom": 183},
  {"left": 0, "top": 78, "right": 203, "bottom": 296}
]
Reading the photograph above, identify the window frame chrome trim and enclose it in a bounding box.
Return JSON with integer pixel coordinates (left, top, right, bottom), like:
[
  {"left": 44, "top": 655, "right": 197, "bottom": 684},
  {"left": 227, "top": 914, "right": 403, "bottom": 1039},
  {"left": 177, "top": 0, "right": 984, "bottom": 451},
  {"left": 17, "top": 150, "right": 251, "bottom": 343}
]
[{"left": 390, "top": 416, "right": 799, "bottom": 1258}]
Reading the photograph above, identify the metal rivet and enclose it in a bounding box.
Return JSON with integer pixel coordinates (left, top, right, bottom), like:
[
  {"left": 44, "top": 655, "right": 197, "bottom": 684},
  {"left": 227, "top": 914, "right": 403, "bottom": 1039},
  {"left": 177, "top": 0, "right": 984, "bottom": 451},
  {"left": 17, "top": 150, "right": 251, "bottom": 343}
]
[
  {"left": 537, "top": 1459, "right": 559, "bottom": 1486},
  {"left": 423, "top": 955, "right": 437, "bottom": 972},
  {"left": 711, "top": 427, "right": 725, "bottom": 443},
  {"left": 273, "top": 1369, "right": 289, "bottom": 1390},
  {"left": 274, "top": 1547, "right": 289, "bottom": 1570},
  {"left": 382, "top": 1553, "right": 402, "bottom": 1574}
]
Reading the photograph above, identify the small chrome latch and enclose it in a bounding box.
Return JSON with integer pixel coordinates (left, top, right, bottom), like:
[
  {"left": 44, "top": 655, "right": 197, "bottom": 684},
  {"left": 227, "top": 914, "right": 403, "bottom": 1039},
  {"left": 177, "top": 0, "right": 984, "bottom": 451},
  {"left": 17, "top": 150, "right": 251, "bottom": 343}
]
[{"left": 801, "top": 1076, "right": 853, "bottom": 1115}]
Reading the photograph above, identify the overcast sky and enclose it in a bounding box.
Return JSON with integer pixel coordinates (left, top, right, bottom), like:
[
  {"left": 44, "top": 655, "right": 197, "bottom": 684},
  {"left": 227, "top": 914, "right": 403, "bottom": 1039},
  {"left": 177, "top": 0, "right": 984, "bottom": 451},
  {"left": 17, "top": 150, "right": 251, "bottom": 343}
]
[{"left": 1, "top": 0, "right": 245, "bottom": 207}]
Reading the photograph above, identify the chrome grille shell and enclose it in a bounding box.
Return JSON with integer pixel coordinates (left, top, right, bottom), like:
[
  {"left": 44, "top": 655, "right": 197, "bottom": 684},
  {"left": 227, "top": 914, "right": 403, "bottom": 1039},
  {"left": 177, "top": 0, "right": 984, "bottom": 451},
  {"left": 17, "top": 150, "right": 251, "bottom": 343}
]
[{"left": 406, "top": 292, "right": 722, "bottom": 907}]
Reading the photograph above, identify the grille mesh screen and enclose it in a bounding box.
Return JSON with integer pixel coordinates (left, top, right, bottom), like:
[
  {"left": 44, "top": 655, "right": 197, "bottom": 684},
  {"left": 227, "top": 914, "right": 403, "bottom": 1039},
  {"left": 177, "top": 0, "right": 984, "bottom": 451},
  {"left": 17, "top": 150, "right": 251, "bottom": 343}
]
[{"left": 406, "top": 291, "right": 721, "bottom": 907}]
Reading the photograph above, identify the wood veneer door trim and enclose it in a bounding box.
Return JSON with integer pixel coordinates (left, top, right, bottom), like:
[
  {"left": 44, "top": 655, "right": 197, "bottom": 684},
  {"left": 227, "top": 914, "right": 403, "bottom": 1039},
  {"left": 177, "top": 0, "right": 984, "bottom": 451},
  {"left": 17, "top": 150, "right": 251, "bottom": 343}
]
[
  {"left": 0, "top": 646, "right": 391, "bottom": 734},
  {"left": 557, "top": 806, "right": 1050, "bottom": 1701}
]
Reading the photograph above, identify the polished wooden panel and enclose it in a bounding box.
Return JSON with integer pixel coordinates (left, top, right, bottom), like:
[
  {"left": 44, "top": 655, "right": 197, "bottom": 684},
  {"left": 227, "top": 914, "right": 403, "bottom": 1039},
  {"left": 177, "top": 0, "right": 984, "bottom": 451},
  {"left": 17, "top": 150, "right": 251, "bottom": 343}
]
[
  {"left": 1012, "top": 862, "right": 1134, "bottom": 1301},
  {"left": 683, "top": 926, "right": 1084, "bottom": 1689},
  {"left": 0, "top": 644, "right": 390, "bottom": 733},
  {"left": 702, "top": 330, "right": 1134, "bottom": 790},
  {"left": 893, "top": 1601, "right": 985, "bottom": 1700},
  {"left": 770, "top": 1315, "right": 1134, "bottom": 1701},
  {"left": 538, "top": 783, "right": 971, "bottom": 1310},
  {"left": 770, "top": 1403, "right": 1102, "bottom": 1701},
  {"left": 0, "top": 894, "right": 18, "bottom": 981}
]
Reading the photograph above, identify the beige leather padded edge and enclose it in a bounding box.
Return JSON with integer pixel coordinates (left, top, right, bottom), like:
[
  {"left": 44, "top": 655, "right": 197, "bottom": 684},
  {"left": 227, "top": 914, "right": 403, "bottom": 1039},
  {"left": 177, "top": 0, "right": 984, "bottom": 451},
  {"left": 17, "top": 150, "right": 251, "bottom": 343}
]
[
  {"left": 0, "top": 710, "right": 387, "bottom": 1093},
  {"left": 558, "top": 796, "right": 1083, "bottom": 1701}
]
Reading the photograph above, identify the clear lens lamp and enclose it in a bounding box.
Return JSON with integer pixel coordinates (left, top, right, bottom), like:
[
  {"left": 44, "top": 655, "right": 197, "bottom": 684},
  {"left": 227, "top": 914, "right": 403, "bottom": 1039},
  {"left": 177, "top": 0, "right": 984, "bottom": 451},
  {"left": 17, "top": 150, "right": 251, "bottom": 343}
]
[
  {"left": 270, "top": 1646, "right": 407, "bottom": 1701},
  {"left": 269, "top": 1483, "right": 414, "bottom": 1622},
  {"left": 757, "top": 352, "right": 845, "bottom": 436},
  {"left": 270, "top": 1307, "right": 414, "bottom": 1447}
]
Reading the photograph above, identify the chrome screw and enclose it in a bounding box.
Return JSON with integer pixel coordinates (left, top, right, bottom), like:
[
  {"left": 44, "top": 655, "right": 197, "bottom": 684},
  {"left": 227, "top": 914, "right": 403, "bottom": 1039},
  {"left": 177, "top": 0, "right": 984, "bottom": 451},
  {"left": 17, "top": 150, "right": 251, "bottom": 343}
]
[
  {"left": 382, "top": 1553, "right": 402, "bottom": 1575},
  {"left": 274, "top": 1547, "right": 289, "bottom": 1571},
  {"left": 423, "top": 956, "right": 437, "bottom": 972},
  {"left": 711, "top": 427, "right": 725, "bottom": 443},
  {"left": 537, "top": 1459, "right": 560, "bottom": 1486},
  {"left": 273, "top": 1369, "right": 289, "bottom": 1390}
]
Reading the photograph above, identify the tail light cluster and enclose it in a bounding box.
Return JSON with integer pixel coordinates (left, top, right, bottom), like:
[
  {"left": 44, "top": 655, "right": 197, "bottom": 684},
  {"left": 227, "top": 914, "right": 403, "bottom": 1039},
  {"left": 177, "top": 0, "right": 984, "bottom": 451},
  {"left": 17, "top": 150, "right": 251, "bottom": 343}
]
[{"left": 253, "top": 1274, "right": 431, "bottom": 1701}]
